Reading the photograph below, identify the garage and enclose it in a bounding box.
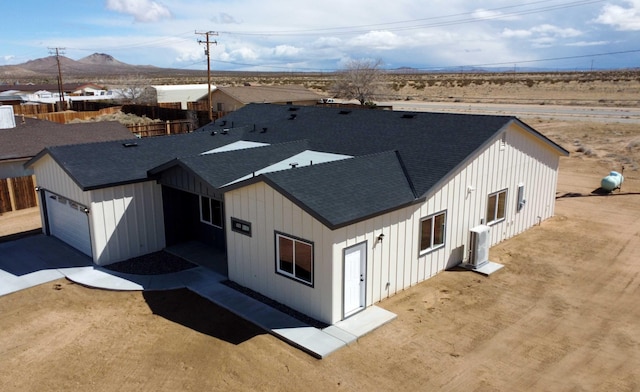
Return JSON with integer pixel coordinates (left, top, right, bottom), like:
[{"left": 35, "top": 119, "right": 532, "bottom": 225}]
[{"left": 44, "top": 191, "right": 92, "bottom": 257}]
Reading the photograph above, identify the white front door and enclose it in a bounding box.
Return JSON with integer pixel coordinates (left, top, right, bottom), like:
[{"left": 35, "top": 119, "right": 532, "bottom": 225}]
[{"left": 344, "top": 242, "right": 366, "bottom": 318}]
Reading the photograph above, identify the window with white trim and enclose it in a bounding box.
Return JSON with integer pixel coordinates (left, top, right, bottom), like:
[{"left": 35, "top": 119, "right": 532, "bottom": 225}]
[
  {"left": 486, "top": 189, "right": 507, "bottom": 225},
  {"left": 200, "top": 196, "right": 223, "bottom": 227},
  {"left": 276, "top": 232, "right": 313, "bottom": 286},
  {"left": 420, "top": 211, "right": 446, "bottom": 254}
]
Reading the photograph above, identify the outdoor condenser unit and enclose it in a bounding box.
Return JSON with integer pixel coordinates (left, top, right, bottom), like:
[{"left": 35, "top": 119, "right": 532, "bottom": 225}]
[{"left": 468, "top": 225, "right": 490, "bottom": 267}]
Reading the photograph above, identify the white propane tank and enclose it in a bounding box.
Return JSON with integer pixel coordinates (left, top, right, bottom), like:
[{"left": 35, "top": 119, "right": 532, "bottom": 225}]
[{"left": 601, "top": 171, "right": 624, "bottom": 192}]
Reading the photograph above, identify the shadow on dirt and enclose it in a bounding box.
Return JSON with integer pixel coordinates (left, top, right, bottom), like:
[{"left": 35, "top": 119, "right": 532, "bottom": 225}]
[
  {"left": 556, "top": 188, "right": 640, "bottom": 199},
  {"left": 143, "top": 288, "right": 265, "bottom": 345}
]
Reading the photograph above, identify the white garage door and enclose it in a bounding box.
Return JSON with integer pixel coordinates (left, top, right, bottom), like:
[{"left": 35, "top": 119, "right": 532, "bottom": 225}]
[{"left": 45, "top": 192, "right": 92, "bottom": 257}]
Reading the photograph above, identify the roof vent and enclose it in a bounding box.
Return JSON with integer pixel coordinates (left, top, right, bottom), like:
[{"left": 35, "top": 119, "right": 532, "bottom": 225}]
[
  {"left": 288, "top": 107, "right": 299, "bottom": 111},
  {"left": 402, "top": 114, "right": 416, "bottom": 119},
  {"left": 220, "top": 120, "right": 227, "bottom": 126},
  {"left": 210, "top": 131, "right": 217, "bottom": 136},
  {"left": 289, "top": 162, "right": 298, "bottom": 168},
  {"left": 122, "top": 142, "right": 138, "bottom": 148},
  {"left": 289, "top": 114, "right": 297, "bottom": 120},
  {"left": 221, "top": 129, "right": 229, "bottom": 135},
  {"left": 261, "top": 127, "right": 267, "bottom": 133},
  {"left": 339, "top": 110, "right": 351, "bottom": 115}
]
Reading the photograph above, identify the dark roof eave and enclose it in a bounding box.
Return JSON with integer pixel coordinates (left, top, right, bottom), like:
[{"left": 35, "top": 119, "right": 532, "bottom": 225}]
[
  {"left": 81, "top": 177, "right": 155, "bottom": 192},
  {"left": 223, "top": 174, "right": 424, "bottom": 230}
]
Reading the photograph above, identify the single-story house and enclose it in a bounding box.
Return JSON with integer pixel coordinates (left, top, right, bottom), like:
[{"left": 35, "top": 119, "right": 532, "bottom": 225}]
[
  {"left": 0, "top": 106, "right": 133, "bottom": 215},
  {"left": 27, "top": 103, "right": 568, "bottom": 324},
  {"left": 209, "top": 85, "right": 323, "bottom": 112}
]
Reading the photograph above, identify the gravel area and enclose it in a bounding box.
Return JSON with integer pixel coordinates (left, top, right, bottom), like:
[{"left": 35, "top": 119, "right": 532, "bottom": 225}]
[
  {"left": 223, "top": 280, "right": 329, "bottom": 329},
  {"left": 103, "top": 251, "right": 197, "bottom": 275}
]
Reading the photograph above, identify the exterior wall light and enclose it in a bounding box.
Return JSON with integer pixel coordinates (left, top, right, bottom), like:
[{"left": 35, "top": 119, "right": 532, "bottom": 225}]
[{"left": 377, "top": 233, "right": 385, "bottom": 243}]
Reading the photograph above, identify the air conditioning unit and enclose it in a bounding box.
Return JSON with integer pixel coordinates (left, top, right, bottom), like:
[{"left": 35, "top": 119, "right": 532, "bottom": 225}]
[{"left": 468, "top": 225, "right": 490, "bottom": 267}]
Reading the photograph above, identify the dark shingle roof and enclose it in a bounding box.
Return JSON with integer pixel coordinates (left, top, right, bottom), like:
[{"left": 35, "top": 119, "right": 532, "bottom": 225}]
[
  {"left": 29, "top": 103, "right": 568, "bottom": 226},
  {"left": 150, "top": 140, "right": 311, "bottom": 188},
  {"left": 0, "top": 117, "right": 133, "bottom": 161},
  {"left": 260, "top": 151, "right": 417, "bottom": 227},
  {"left": 38, "top": 130, "right": 244, "bottom": 190},
  {"left": 217, "top": 104, "right": 516, "bottom": 197}
]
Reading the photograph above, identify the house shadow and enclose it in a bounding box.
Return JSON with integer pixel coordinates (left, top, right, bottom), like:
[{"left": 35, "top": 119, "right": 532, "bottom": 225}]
[
  {"left": 556, "top": 188, "right": 640, "bottom": 199},
  {"left": 143, "top": 288, "right": 265, "bottom": 345}
]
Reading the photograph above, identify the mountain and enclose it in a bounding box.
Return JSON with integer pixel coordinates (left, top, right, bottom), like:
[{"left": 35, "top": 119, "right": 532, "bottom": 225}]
[{"left": 0, "top": 53, "right": 198, "bottom": 82}]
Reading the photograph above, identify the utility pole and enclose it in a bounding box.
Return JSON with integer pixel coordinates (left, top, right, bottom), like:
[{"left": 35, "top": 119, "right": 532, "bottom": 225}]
[
  {"left": 48, "top": 47, "right": 66, "bottom": 108},
  {"left": 196, "top": 31, "right": 218, "bottom": 122}
]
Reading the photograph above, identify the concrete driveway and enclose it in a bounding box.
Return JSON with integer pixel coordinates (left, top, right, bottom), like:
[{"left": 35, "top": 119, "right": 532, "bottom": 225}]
[{"left": 0, "top": 234, "right": 93, "bottom": 296}]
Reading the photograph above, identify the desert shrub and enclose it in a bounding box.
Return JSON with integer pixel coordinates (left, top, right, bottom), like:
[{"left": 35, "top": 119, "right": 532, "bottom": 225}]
[
  {"left": 626, "top": 139, "right": 640, "bottom": 150},
  {"left": 413, "top": 82, "right": 426, "bottom": 90}
]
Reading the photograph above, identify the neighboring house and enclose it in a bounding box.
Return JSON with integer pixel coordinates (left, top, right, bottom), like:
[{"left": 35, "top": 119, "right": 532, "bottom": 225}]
[
  {"left": 151, "top": 85, "right": 211, "bottom": 109},
  {"left": 0, "top": 106, "right": 133, "bottom": 216},
  {"left": 0, "top": 83, "right": 113, "bottom": 104},
  {"left": 27, "top": 103, "right": 568, "bottom": 325},
  {"left": 210, "top": 85, "right": 322, "bottom": 112}
]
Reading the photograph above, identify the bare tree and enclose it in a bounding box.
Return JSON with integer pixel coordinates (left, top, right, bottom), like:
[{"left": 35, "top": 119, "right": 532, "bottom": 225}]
[
  {"left": 112, "top": 74, "right": 156, "bottom": 104},
  {"left": 330, "top": 59, "right": 385, "bottom": 105}
]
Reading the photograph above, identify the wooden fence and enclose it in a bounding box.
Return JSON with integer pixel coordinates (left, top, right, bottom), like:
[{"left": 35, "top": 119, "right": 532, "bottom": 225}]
[
  {"left": 126, "top": 120, "right": 194, "bottom": 138},
  {"left": 22, "top": 106, "right": 122, "bottom": 124},
  {"left": 0, "top": 176, "right": 37, "bottom": 214},
  {"left": 12, "top": 104, "right": 56, "bottom": 116}
]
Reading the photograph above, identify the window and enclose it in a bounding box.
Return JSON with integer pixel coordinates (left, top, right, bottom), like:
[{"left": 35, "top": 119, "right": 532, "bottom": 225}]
[
  {"left": 231, "top": 217, "right": 251, "bottom": 237},
  {"left": 487, "top": 189, "right": 507, "bottom": 224},
  {"left": 200, "top": 196, "right": 223, "bottom": 227},
  {"left": 276, "top": 232, "right": 313, "bottom": 286},
  {"left": 420, "top": 211, "right": 446, "bottom": 254}
]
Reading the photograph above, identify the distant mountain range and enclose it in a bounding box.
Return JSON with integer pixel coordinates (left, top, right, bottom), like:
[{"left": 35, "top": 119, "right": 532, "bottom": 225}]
[{"left": 0, "top": 53, "right": 202, "bottom": 82}]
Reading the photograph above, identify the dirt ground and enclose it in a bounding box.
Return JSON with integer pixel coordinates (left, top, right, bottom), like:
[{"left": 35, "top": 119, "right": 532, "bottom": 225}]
[{"left": 1, "top": 117, "right": 639, "bottom": 391}]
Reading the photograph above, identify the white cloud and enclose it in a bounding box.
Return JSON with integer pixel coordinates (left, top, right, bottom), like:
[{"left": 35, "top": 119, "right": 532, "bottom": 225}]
[
  {"left": 211, "top": 12, "right": 243, "bottom": 25},
  {"left": 595, "top": 0, "right": 640, "bottom": 30},
  {"left": 347, "top": 30, "right": 413, "bottom": 51},
  {"left": 566, "top": 41, "right": 610, "bottom": 47},
  {"left": 531, "top": 24, "right": 582, "bottom": 38},
  {"left": 472, "top": 9, "right": 504, "bottom": 19},
  {"left": 501, "top": 28, "right": 532, "bottom": 38},
  {"left": 105, "top": 0, "right": 171, "bottom": 23},
  {"left": 272, "top": 45, "right": 301, "bottom": 58}
]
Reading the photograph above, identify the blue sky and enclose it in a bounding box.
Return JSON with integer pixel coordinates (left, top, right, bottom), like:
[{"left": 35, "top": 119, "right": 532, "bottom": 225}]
[{"left": 1, "top": 0, "right": 639, "bottom": 71}]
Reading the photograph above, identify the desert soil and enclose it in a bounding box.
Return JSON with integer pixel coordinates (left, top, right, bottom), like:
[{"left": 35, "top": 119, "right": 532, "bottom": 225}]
[{"left": 1, "top": 114, "right": 639, "bottom": 391}]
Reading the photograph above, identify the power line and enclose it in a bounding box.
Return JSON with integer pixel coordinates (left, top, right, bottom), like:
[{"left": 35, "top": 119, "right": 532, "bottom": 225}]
[
  {"left": 48, "top": 47, "right": 66, "bottom": 106},
  {"left": 220, "top": 0, "right": 605, "bottom": 37},
  {"left": 196, "top": 31, "right": 218, "bottom": 121}
]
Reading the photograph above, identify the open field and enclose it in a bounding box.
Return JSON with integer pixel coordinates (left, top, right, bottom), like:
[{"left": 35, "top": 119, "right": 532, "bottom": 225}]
[{"left": 0, "top": 113, "right": 639, "bottom": 390}]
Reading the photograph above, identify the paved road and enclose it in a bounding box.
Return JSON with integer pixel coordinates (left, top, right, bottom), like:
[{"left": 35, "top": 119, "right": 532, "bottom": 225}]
[{"left": 378, "top": 101, "right": 640, "bottom": 123}]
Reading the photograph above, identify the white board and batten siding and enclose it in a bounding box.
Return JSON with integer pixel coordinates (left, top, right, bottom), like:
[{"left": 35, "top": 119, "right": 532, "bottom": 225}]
[
  {"left": 225, "top": 122, "right": 563, "bottom": 325},
  {"left": 90, "top": 182, "right": 165, "bottom": 265},
  {"left": 225, "top": 182, "right": 335, "bottom": 324},
  {"left": 32, "top": 154, "right": 166, "bottom": 265}
]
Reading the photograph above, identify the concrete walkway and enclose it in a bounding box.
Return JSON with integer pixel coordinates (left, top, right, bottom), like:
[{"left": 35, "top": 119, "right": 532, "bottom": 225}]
[{"left": 0, "top": 234, "right": 396, "bottom": 358}]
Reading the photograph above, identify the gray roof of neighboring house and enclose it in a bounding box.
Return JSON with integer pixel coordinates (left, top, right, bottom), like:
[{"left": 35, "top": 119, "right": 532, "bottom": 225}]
[
  {"left": 29, "top": 103, "right": 569, "bottom": 228},
  {"left": 213, "top": 85, "right": 322, "bottom": 104},
  {"left": 0, "top": 117, "right": 134, "bottom": 161}
]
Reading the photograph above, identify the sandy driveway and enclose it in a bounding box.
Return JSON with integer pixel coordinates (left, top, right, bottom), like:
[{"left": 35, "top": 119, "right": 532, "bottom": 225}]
[{"left": 0, "top": 121, "right": 638, "bottom": 391}]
